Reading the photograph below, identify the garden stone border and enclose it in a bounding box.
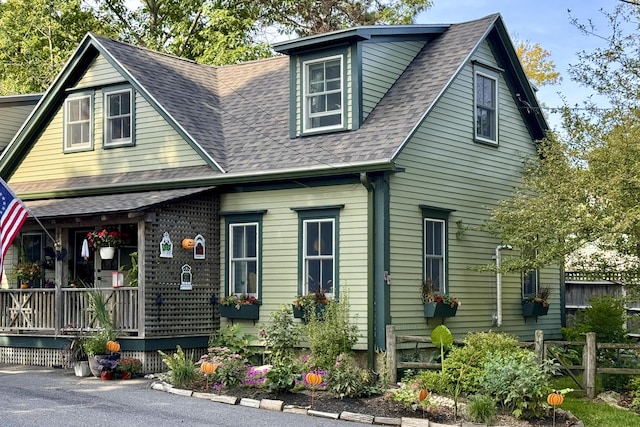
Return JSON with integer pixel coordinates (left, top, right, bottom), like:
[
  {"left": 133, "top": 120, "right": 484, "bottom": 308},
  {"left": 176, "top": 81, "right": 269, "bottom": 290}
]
[{"left": 150, "top": 381, "right": 584, "bottom": 427}]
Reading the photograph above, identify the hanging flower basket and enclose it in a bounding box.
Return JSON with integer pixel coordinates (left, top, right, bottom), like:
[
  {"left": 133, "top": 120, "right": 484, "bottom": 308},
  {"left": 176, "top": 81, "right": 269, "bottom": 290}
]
[{"left": 99, "top": 247, "right": 116, "bottom": 260}]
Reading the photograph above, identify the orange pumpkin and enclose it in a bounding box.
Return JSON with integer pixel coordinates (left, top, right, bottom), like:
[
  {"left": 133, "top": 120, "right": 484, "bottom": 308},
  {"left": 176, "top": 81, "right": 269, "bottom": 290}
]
[
  {"left": 547, "top": 392, "right": 564, "bottom": 406},
  {"left": 200, "top": 361, "right": 217, "bottom": 375},
  {"left": 418, "top": 389, "right": 429, "bottom": 402},
  {"left": 106, "top": 340, "right": 120, "bottom": 353},
  {"left": 182, "top": 238, "right": 195, "bottom": 250},
  {"left": 305, "top": 372, "right": 322, "bottom": 387}
]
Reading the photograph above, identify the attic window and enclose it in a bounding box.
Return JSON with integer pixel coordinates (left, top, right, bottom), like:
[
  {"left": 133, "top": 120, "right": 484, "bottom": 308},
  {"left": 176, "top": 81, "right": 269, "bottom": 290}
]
[
  {"left": 474, "top": 67, "right": 499, "bottom": 144},
  {"left": 104, "top": 88, "right": 133, "bottom": 147},
  {"left": 303, "top": 56, "right": 344, "bottom": 133},
  {"left": 64, "top": 94, "right": 92, "bottom": 151}
]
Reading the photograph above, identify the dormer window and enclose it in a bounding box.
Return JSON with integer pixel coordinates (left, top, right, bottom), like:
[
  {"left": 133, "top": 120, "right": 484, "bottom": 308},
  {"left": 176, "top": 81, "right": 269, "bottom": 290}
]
[
  {"left": 64, "top": 94, "right": 92, "bottom": 151},
  {"left": 303, "top": 56, "right": 343, "bottom": 133},
  {"left": 104, "top": 88, "right": 133, "bottom": 147}
]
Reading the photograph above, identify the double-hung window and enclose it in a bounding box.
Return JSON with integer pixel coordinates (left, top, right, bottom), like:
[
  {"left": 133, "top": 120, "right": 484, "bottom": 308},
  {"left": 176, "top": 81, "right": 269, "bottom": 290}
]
[
  {"left": 421, "top": 206, "right": 452, "bottom": 293},
  {"left": 228, "top": 222, "right": 259, "bottom": 297},
  {"left": 64, "top": 95, "right": 92, "bottom": 151},
  {"left": 474, "top": 68, "right": 498, "bottom": 144},
  {"left": 523, "top": 270, "right": 539, "bottom": 298},
  {"left": 105, "top": 88, "right": 133, "bottom": 146},
  {"left": 303, "top": 56, "right": 343, "bottom": 132}
]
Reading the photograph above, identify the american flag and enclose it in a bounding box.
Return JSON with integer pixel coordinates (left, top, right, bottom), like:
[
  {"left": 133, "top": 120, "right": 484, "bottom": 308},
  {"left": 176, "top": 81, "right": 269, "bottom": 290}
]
[{"left": 0, "top": 178, "right": 28, "bottom": 273}]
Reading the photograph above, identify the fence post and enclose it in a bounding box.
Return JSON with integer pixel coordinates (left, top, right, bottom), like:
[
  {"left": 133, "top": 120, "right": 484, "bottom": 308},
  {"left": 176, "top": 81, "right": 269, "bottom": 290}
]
[
  {"left": 584, "top": 332, "right": 596, "bottom": 399},
  {"left": 386, "top": 324, "right": 397, "bottom": 384},
  {"left": 534, "top": 329, "right": 544, "bottom": 364}
]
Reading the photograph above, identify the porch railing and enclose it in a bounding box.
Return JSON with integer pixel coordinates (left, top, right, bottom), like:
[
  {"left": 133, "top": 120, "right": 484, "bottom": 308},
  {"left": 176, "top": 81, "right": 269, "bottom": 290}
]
[{"left": 0, "top": 287, "right": 139, "bottom": 334}]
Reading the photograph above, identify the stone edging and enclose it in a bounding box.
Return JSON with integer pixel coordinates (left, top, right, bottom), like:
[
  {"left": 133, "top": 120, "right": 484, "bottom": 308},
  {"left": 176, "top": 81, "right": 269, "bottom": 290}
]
[{"left": 150, "top": 381, "right": 584, "bottom": 427}]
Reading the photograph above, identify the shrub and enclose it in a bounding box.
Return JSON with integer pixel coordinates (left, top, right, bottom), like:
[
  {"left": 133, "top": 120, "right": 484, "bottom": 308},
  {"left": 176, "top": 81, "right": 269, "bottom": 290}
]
[
  {"left": 158, "top": 345, "right": 197, "bottom": 388},
  {"left": 562, "top": 296, "right": 627, "bottom": 343},
  {"left": 389, "top": 370, "right": 444, "bottom": 414},
  {"left": 415, "top": 370, "right": 447, "bottom": 394},
  {"left": 481, "top": 351, "right": 548, "bottom": 419},
  {"left": 628, "top": 376, "right": 640, "bottom": 414},
  {"left": 259, "top": 305, "right": 301, "bottom": 365},
  {"left": 443, "top": 331, "right": 521, "bottom": 394},
  {"left": 326, "top": 353, "right": 378, "bottom": 398},
  {"left": 305, "top": 296, "right": 359, "bottom": 370},
  {"left": 467, "top": 393, "right": 497, "bottom": 424},
  {"left": 198, "top": 346, "right": 249, "bottom": 389},
  {"left": 265, "top": 364, "right": 297, "bottom": 393},
  {"left": 208, "top": 324, "right": 256, "bottom": 362}
]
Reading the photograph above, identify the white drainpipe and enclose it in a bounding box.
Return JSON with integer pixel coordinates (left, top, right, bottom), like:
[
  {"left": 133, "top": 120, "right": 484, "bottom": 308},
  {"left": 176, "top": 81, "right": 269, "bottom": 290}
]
[{"left": 495, "top": 244, "right": 513, "bottom": 327}]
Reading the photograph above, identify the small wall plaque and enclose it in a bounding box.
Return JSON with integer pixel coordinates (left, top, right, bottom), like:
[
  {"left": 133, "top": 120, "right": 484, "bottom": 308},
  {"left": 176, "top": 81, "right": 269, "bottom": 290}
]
[
  {"left": 180, "top": 264, "right": 192, "bottom": 291},
  {"left": 160, "top": 232, "right": 173, "bottom": 258},
  {"left": 194, "top": 234, "right": 205, "bottom": 260}
]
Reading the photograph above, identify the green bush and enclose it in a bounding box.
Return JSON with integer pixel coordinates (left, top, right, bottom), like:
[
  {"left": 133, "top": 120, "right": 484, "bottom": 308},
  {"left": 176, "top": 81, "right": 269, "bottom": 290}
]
[
  {"left": 305, "top": 296, "right": 359, "bottom": 370},
  {"left": 628, "top": 376, "right": 640, "bottom": 414},
  {"left": 415, "top": 370, "right": 447, "bottom": 394},
  {"left": 259, "top": 305, "right": 301, "bottom": 365},
  {"left": 326, "top": 353, "right": 378, "bottom": 398},
  {"left": 443, "top": 331, "right": 521, "bottom": 394},
  {"left": 562, "top": 296, "right": 627, "bottom": 343},
  {"left": 158, "top": 345, "right": 197, "bottom": 388},
  {"left": 209, "top": 324, "right": 256, "bottom": 362},
  {"left": 467, "top": 393, "right": 497, "bottom": 424},
  {"left": 482, "top": 351, "right": 548, "bottom": 419},
  {"left": 198, "top": 346, "right": 249, "bottom": 388},
  {"left": 265, "top": 364, "right": 297, "bottom": 393}
]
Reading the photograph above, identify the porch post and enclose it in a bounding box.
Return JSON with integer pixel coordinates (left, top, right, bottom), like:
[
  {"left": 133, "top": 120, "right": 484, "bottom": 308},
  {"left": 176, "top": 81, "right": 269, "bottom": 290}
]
[
  {"left": 137, "top": 219, "right": 146, "bottom": 338},
  {"left": 54, "top": 226, "right": 65, "bottom": 332}
]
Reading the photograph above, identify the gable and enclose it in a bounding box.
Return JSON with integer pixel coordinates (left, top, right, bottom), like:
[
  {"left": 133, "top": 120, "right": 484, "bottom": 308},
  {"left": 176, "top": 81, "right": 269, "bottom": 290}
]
[
  {"left": 8, "top": 53, "right": 209, "bottom": 188},
  {"left": 0, "top": 95, "right": 40, "bottom": 151}
]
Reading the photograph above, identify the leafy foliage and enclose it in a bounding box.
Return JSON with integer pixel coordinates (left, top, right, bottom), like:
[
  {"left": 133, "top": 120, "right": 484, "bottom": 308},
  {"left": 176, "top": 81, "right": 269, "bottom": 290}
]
[
  {"left": 326, "top": 353, "right": 378, "bottom": 398},
  {"left": 158, "top": 345, "right": 197, "bottom": 388},
  {"left": 515, "top": 40, "right": 561, "bottom": 86},
  {"left": 305, "top": 296, "right": 359, "bottom": 370},
  {"left": 467, "top": 393, "right": 497, "bottom": 424},
  {"left": 562, "top": 296, "right": 627, "bottom": 343},
  {"left": 198, "top": 346, "right": 249, "bottom": 389},
  {"left": 258, "top": 304, "right": 301, "bottom": 364},
  {"left": 264, "top": 363, "right": 297, "bottom": 393},
  {"left": 208, "top": 323, "right": 256, "bottom": 361}
]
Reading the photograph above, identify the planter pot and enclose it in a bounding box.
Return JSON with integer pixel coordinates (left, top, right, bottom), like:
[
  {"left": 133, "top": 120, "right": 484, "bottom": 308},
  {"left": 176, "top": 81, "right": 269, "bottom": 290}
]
[
  {"left": 120, "top": 371, "right": 132, "bottom": 380},
  {"left": 219, "top": 304, "right": 260, "bottom": 320},
  {"left": 522, "top": 301, "right": 549, "bottom": 317},
  {"left": 99, "top": 246, "right": 116, "bottom": 260},
  {"left": 292, "top": 304, "right": 326, "bottom": 322},
  {"left": 74, "top": 361, "right": 91, "bottom": 377},
  {"left": 100, "top": 371, "right": 113, "bottom": 380},
  {"left": 423, "top": 302, "right": 458, "bottom": 319}
]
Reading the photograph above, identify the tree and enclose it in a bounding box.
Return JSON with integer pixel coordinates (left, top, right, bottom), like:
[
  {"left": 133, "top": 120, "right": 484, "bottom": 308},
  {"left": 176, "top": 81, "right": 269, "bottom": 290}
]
[
  {"left": 0, "top": 0, "right": 116, "bottom": 94},
  {"left": 515, "top": 40, "right": 561, "bottom": 87},
  {"left": 486, "top": 2, "right": 640, "bottom": 285}
]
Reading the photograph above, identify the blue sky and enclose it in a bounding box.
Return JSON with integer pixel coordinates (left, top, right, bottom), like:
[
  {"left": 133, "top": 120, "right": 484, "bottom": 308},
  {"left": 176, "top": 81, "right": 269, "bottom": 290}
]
[{"left": 418, "top": 1, "right": 617, "bottom": 130}]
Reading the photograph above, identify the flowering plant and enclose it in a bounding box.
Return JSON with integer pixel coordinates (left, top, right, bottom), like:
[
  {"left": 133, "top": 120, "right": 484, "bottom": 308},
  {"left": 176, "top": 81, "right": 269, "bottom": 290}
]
[
  {"left": 86, "top": 228, "right": 126, "bottom": 249},
  {"left": 219, "top": 293, "right": 259, "bottom": 309},
  {"left": 523, "top": 286, "right": 550, "bottom": 307},
  {"left": 421, "top": 278, "right": 459, "bottom": 307},
  {"left": 118, "top": 357, "right": 142, "bottom": 374},
  {"left": 293, "top": 289, "right": 329, "bottom": 312},
  {"left": 97, "top": 357, "right": 119, "bottom": 373},
  {"left": 11, "top": 262, "right": 41, "bottom": 283}
]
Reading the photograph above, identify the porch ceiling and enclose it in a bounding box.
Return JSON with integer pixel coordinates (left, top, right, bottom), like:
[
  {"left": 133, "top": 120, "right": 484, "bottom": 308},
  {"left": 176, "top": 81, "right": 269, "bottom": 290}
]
[{"left": 23, "top": 186, "right": 215, "bottom": 219}]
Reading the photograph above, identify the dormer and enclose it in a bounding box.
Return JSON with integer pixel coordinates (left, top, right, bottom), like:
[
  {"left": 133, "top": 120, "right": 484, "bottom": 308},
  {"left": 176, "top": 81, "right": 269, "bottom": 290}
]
[{"left": 273, "top": 26, "right": 448, "bottom": 138}]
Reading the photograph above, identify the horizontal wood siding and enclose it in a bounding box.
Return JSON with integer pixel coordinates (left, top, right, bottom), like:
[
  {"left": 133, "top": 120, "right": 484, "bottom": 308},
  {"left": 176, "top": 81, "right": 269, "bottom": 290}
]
[
  {"left": 10, "top": 55, "right": 208, "bottom": 184},
  {"left": 389, "top": 40, "right": 561, "bottom": 342},
  {"left": 220, "top": 184, "right": 370, "bottom": 349},
  {"left": 361, "top": 41, "right": 425, "bottom": 119},
  {"left": 75, "top": 55, "right": 126, "bottom": 88}
]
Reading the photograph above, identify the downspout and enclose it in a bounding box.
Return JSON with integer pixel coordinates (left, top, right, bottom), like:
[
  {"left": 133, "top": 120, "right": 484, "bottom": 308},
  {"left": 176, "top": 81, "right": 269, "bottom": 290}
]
[{"left": 494, "top": 244, "right": 512, "bottom": 327}]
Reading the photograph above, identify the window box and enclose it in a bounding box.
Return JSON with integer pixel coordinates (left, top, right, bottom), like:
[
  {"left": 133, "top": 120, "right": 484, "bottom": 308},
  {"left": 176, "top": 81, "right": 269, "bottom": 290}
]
[
  {"left": 522, "top": 301, "right": 549, "bottom": 318},
  {"left": 423, "top": 302, "right": 458, "bottom": 319},
  {"left": 292, "top": 303, "right": 326, "bottom": 322},
  {"left": 220, "top": 304, "right": 260, "bottom": 320}
]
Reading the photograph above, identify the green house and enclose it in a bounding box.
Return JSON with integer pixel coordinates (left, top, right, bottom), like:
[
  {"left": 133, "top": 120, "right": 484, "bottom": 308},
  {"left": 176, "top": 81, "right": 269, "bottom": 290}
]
[{"left": 0, "top": 13, "right": 560, "bottom": 371}]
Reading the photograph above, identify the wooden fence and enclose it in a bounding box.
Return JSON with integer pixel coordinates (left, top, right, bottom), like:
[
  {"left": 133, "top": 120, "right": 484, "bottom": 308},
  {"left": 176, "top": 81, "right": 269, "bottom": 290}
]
[
  {"left": 386, "top": 325, "right": 640, "bottom": 398},
  {"left": 0, "top": 287, "right": 138, "bottom": 334}
]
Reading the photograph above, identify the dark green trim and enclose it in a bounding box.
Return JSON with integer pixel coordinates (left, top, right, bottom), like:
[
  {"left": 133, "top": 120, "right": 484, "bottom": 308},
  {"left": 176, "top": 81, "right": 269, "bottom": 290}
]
[
  {"left": 419, "top": 205, "right": 456, "bottom": 217},
  {"left": 351, "top": 43, "right": 362, "bottom": 130},
  {"left": 227, "top": 175, "right": 360, "bottom": 194},
  {"left": 295, "top": 208, "right": 341, "bottom": 299},
  {"left": 373, "top": 173, "right": 390, "bottom": 350},
  {"left": 560, "top": 264, "right": 567, "bottom": 328},
  {"left": 219, "top": 209, "right": 267, "bottom": 217},
  {"left": 421, "top": 206, "right": 452, "bottom": 293},
  {"left": 224, "top": 213, "right": 264, "bottom": 302},
  {"left": 290, "top": 204, "right": 344, "bottom": 212},
  {"left": 288, "top": 59, "right": 297, "bottom": 138},
  {"left": 364, "top": 173, "right": 375, "bottom": 368}
]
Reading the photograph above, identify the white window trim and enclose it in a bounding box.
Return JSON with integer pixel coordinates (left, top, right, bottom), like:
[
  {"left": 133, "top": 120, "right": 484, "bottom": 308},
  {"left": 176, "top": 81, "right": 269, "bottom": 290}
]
[
  {"left": 302, "top": 218, "right": 335, "bottom": 298},
  {"left": 64, "top": 95, "right": 93, "bottom": 152},
  {"left": 302, "top": 55, "right": 344, "bottom": 133},
  {"left": 104, "top": 88, "right": 133, "bottom": 147},
  {"left": 424, "top": 218, "right": 446, "bottom": 294},
  {"left": 228, "top": 222, "right": 259, "bottom": 298},
  {"left": 474, "top": 70, "right": 499, "bottom": 145}
]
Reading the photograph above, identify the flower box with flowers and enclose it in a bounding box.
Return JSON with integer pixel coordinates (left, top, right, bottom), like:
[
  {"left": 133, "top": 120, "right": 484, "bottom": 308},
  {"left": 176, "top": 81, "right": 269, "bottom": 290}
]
[
  {"left": 292, "top": 290, "right": 329, "bottom": 322},
  {"left": 219, "top": 294, "right": 260, "bottom": 320},
  {"left": 522, "top": 287, "right": 550, "bottom": 317},
  {"left": 421, "top": 279, "right": 459, "bottom": 319}
]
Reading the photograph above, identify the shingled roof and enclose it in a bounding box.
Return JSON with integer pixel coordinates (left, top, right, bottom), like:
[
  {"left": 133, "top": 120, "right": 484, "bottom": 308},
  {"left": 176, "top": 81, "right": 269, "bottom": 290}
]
[{"left": 2, "top": 13, "right": 546, "bottom": 196}]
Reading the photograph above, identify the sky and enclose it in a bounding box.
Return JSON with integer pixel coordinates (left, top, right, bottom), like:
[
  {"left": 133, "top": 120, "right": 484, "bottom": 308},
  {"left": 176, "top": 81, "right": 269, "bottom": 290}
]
[{"left": 418, "top": 0, "right": 620, "bottom": 130}]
